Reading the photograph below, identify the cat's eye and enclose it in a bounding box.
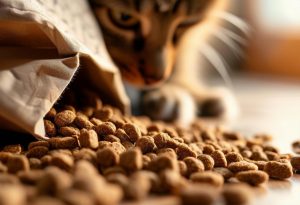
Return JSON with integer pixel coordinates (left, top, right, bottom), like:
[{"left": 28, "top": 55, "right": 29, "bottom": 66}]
[{"left": 108, "top": 9, "right": 139, "bottom": 29}]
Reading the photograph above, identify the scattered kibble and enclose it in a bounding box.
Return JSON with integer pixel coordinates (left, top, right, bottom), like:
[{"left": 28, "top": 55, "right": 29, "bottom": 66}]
[
  {"left": 0, "top": 90, "right": 297, "bottom": 205},
  {"left": 236, "top": 170, "right": 269, "bottom": 186},
  {"left": 264, "top": 161, "right": 293, "bottom": 180}
]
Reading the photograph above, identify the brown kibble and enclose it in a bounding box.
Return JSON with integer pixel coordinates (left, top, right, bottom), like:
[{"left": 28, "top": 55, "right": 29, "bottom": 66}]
[
  {"left": 0, "top": 152, "right": 13, "bottom": 164},
  {"left": 74, "top": 115, "right": 94, "bottom": 129},
  {"left": 73, "top": 148, "right": 97, "bottom": 164},
  {"left": 157, "top": 148, "right": 177, "bottom": 159},
  {"left": 203, "top": 144, "right": 215, "bottom": 155},
  {"left": 180, "top": 184, "right": 217, "bottom": 205},
  {"left": 115, "top": 128, "right": 130, "bottom": 142},
  {"left": 136, "top": 136, "right": 156, "bottom": 154},
  {"left": 178, "top": 160, "right": 188, "bottom": 176},
  {"left": 59, "top": 189, "right": 94, "bottom": 205},
  {"left": 79, "top": 129, "right": 98, "bottom": 149},
  {"left": 95, "top": 122, "right": 116, "bottom": 137},
  {"left": 236, "top": 170, "right": 269, "bottom": 186},
  {"left": 213, "top": 167, "right": 234, "bottom": 181},
  {"left": 264, "top": 161, "right": 293, "bottom": 179},
  {"left": 37, "top": 166, "right": 72, "bottom": 195},
  {"left": 106, "top": 172, "right": 129, "bottom": 188},
  {"left": 50, "top": 153, "right": 74, "bottom": 171},
  {"left": 176, "top": 144, "right": 197, "bottom": 160},
  {"left": 54, "top": 110, "right": 76, "bottom": 127},
  {"left": 18, "top": 170, "right": 44, "bottom": 184},
  {"left": 120, "top": 148, "right": 143, "bottom": 172},
  {"left": 222, "top": 132, "right": 242, "bottom": 141},
  {"left": 29, "top": 158, "right": 42, "bottom": 169},
  {"left": 291, "top": 156, "right": 300, "bottom": 171},
  {"left": 148, "top": 155, "right": 179, "bottom": 173},
  {"left": 159, "top": 169, "right": 185, "bottom": 194},
  {"left": 90, "top": 118, "right": 103, "bottom": 126},
  {"left": 226, "top": 152, "right": 243, "bottom": 164},
  {"left": 190, "top": 171, "right": 224, "bottom": 187},
  {"left": 28, "top": 141, "right": 49, "bottom": 150},
  {"left": 93, "top": 106, "right": 113, "bottom": 121},
  {"left": 292, "top": 140, "right": 300, "bottom": 154},
  {"left": 153, "top": 133, "right": 178, "bottom": 149},
  {"left": 64, "top": 105, "right": 76, "bottom": 113},
  {"left": 104, "top": 135, "right": 120, "bottom": 143},
  {"left": 48, "top": 136, "right": 79, "bottom": 150},
  {"left": 228, "top": 161, "right": 258, "bottom": 173},
  {"left": 265, "top": 151, "right": 280, "bottom": 161},
  {"left": 3, "top": 144, "right": 22, "bottom": 154},
  {"left": 96, "top": 147, "right": 119, "bottom": 168},
  {"left": 59, "top": 126, "right": 80, "bottom": 136},
  {"left": 26, "top": 146, "right": 49, "bottom": 158},
  {"left": 73, "top": 172, "right": 122, "bottom": 205},
  {"left": 198, "top": 154, "right": 215, "bottom": 170},
  {"left": 41, "top": 155, "right": 53, "bottom": 167},
  {"left": 45, "top": 107, "right": 57, "bottom": 119},
  {"left": 124, "top": 172, "right": 151, "bottom": 200},
  {"left": 250, "top": 151, "right": 268, "bottom": 161},
  {"left": 123, "top": 123, "right": 142, "bottom": 143},
  {"left": 7, "top": 155, "right": 29, "bottom": 174},
  {"left": 184, "top": 157, "right": 205, "bottom": 176},
  {"left": 241, "top": 150, "right": 252, "bottom": 159},
  {"left": 44, "top": 120, "right": 57, "bottom": 137},
  {"left": 102, "top": 166, "right": 126, "bottom": 176},
  {"left": 222, "top": 184, "right": 253, "bottom": 205},
  {"left": 30, "top": 196, "right": 65, "bottom": 205},
  {"left": 211, "top": 150, "right": 227, "bottom": 167}
]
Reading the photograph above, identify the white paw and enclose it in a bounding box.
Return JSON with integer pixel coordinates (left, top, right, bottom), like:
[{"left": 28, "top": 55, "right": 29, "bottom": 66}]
[
  {"left": 197, "top": 87, "right": 239, "bottom": 121},
  {"left": 141, "top": 84, "right": 197, "bottom": 127}
]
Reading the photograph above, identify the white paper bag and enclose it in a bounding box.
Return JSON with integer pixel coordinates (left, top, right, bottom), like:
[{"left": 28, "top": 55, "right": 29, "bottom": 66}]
[{"left": 0, "top": 0, "right": 130, "bottom": 140}]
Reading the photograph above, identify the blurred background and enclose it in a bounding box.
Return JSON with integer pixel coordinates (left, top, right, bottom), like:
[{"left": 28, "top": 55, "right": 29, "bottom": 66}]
[{"left": 206, "top": 0, "right": 300, "bottom": 153}]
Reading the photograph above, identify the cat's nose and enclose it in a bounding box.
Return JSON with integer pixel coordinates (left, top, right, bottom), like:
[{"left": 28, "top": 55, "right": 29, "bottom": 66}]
[{"left": 139, "top": 49, "right": 173, "bottom": 84}]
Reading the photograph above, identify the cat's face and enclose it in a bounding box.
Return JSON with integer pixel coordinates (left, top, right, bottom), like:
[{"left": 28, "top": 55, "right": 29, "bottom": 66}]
[{"left": 93, "top": 0, "right": 214, "bottom": 86}]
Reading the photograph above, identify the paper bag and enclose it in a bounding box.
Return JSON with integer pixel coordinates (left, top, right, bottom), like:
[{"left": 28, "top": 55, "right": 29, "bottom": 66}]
[{"left": 0, "top": 0, "right": 130, "bottom": 140}]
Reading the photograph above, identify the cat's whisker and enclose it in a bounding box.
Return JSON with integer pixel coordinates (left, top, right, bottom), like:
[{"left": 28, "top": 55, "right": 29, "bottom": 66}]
[
  {"left": 212, "top": 28, "right": 244, "bottom": 59},
  {"left": 219, "top": 27, "right": 248, "bottom": 46},
  {"left": 215, "top": 11, "right": 250, "bottom": 36},
  {"left": 199, "top": 43, "right": 233, "bottom": 89}
]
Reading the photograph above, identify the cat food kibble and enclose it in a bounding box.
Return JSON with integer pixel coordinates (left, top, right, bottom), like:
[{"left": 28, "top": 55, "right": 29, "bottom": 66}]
[
  {"left": 222, "top": 184, "right": 253, "bottom": 205},
  {"left": 211, "top": 150, "right": 227, "bottom": 167},
  {"left": 180, "top": 185, "right": 217, "bottom": 205},
  {"left": 236, "top": 170, "right": 269, "bottom": 186},
  {"left": 120, "top": 148, "right": 143, "bottom": 172},
  {"left": 190, "top": 171, "right": 224, "bottom": 187},
  {"left": 228, "top": 161, "right": 258, "bottom": 173},
  {"left": 79, "top": 129, "right": 98, "bottom": 149},
  {"left": 0, "top": 91, "right": 297, "bottom": 204},
  {"left": 197, "top": 154, "right": 215, "bottom": 170},
  {"left": 264, "top": 161, "right": 293, "bottom": 180},
  {"left": 54, "top": 110, "right": 76, "bottom": 127},
  {"left": 292, "top": 140, "right": 300, "bottom": 154},
  {"left": 291, "top": 156, "right": 300, "bottom": 171}
]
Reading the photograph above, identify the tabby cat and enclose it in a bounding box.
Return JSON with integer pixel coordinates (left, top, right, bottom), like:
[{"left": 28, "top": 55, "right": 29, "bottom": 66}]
[{"left": 92, "top": 0, "right": 243, "bottom": 126}]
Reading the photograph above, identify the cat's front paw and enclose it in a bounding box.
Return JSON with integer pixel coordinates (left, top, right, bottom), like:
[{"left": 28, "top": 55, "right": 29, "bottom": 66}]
[
  {"left": 141, "top": 84, "right": 197, "bottom": 127},
  {"left": 197, "top": 87, "right": 239, "bottom": 121}
]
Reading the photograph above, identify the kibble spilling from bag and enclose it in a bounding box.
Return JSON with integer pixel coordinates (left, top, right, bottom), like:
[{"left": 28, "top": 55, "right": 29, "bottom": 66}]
[{"left": 0, "top": 91, "right": 299, "bottom": 205}]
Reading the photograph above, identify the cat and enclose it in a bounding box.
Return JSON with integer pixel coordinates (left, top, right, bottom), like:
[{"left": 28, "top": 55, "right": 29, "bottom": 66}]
[{"left": 91, "top": 0, "right": 244, "bottom": 126}]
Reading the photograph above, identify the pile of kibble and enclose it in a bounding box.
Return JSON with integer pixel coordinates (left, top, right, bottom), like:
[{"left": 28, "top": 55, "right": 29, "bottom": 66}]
[{"left": 0, "top": 90, "right": 300, "bottom": 205}]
